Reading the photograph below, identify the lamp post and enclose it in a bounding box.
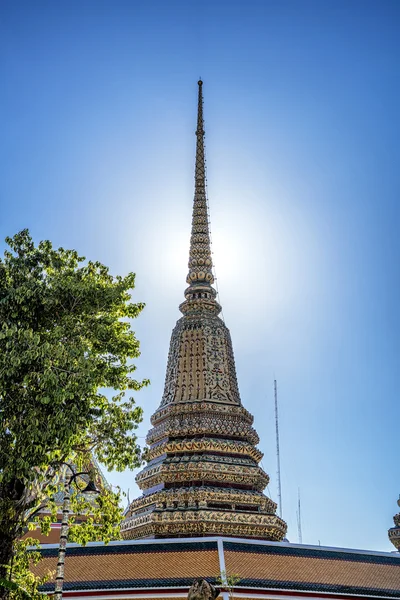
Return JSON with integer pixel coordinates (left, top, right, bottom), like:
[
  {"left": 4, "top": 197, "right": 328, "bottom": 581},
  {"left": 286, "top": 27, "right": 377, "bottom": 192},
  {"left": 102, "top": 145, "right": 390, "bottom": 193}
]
[{"left": 54, "top": 465, "right": 100, "bottom": 600}]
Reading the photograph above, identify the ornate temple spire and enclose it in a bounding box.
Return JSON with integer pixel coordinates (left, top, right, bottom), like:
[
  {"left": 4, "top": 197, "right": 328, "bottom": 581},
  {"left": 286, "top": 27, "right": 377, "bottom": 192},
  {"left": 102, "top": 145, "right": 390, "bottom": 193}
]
[
  {"left": 388, "top": 495, "right": 400, "bottom": 551},
  {"left": 180, "top": 80, "right": 221, "bottom": 316},
  {"left": 121, "top": 81, "right": 287, "bottom": 541}
]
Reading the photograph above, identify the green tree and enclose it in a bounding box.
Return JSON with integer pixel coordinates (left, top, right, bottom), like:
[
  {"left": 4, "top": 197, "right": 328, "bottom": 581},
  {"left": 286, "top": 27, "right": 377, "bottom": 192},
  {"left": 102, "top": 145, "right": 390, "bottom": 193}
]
[
  {"left": 216, "top": 571, "right": 241, "bottom": 600},
  {"left": 0, "top": 537, "right": 51, "bottom": 600},
  {"left": 0, "top": 230, "right": 148, "bottom": 596}
]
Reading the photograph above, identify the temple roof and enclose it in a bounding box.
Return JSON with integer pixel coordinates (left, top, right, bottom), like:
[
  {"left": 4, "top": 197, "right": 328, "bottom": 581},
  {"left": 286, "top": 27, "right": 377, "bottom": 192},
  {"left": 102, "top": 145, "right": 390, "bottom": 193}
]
[{"left": 34, "top": 537, "right": 400, "bottom": 598}]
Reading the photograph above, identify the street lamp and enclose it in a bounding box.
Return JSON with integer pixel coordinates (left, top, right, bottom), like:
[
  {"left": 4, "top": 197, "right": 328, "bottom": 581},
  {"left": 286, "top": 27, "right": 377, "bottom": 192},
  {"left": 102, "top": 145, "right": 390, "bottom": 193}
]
[{"left": 54, "top": 464, "right": 100, "bottom": 600}]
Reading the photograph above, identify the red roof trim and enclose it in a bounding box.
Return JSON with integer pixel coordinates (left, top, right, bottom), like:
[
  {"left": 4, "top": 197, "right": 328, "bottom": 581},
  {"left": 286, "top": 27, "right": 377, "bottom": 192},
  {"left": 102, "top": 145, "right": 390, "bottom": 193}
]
[{"left": 48, "top": 587, "right": 399, "bottom": 600}]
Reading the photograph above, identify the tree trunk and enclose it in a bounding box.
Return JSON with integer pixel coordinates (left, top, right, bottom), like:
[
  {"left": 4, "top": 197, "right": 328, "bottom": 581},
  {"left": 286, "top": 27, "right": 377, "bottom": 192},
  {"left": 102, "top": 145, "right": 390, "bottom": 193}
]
[
  {"left": 0, "top": 529, "right": 15, "bottom": 600},
  {"left": 0, "top": 486, "right": 24, "bottom": 600}
]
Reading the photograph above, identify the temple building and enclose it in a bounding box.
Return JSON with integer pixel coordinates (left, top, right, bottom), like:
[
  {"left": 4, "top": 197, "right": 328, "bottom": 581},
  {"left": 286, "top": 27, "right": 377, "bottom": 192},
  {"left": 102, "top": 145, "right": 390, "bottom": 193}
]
[
  {"left": 34, "top": 82, "right": 400, "bottom": 599},
  {"left": 121, "top": 80, "right": 286, "bottom": 541}
]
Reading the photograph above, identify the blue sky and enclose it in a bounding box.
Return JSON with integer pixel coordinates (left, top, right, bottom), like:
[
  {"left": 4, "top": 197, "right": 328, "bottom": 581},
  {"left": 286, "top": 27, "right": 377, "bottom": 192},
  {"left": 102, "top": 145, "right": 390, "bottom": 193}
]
[{"left": 1, "top": 0, "right": 399, "bottom": 551}]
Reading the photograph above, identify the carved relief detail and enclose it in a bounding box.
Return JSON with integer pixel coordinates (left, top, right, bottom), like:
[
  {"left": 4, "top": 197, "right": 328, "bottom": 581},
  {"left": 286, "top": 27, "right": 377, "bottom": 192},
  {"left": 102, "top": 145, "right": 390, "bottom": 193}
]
[
  {"left": 136, "top": 459, "right": 269, "bottom": 492},
  {"left": 146, "top": 438, "right": 263, "bottom": 463},
  {"left": 121, "top": 508, "right": 287, "bottom": 542},
  {"left": 126, "top": 487, "right": 277, "bottom": 515},
  {"left": 151, "top": 400, "right": 253, "bottom": 426},
  {"left": 161, "top": 316, "right": 241, "bottom": 407},
  {"left": 147, "top": 413, "right": 259, "bottom": 447}
]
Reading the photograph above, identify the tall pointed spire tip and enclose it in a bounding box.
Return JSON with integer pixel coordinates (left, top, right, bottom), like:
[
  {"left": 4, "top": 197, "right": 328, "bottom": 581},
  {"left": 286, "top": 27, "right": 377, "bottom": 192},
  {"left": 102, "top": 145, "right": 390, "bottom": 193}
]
[{"left": 179, "top": 78, "right": 220, "bottom": 316}]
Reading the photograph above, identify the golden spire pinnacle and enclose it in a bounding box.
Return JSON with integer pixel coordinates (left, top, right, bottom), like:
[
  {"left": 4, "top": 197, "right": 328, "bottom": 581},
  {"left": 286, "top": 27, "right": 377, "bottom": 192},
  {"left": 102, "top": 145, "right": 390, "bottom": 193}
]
[
  {"left": 187, "top": 80, "right": 214, "bottom": 286},
  {"left": 180, "top": 80, "right": 221, "bottom": 316}
]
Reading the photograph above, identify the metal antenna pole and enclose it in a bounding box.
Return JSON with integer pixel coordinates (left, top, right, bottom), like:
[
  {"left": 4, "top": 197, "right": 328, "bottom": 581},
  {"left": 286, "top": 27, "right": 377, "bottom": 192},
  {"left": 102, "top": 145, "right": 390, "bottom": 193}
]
[
  {"left": 274, "top": 379, "right": 282, "bottom": 519},
  {"left": 297, "top": 487, "right": 303, "bottom": 544}
]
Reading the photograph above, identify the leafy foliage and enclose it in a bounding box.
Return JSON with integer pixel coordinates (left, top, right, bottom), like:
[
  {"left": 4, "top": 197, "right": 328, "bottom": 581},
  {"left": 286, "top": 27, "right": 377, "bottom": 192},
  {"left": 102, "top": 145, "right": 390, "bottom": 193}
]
[
  {"left": 0, "top": 538, "right": 53, "bottom": 600},
  {"left": 216, "top": 571, "right": 241, "bottom": 600},
  {"left": 0, "top": 230, "right": 148, "bottom": 588}
]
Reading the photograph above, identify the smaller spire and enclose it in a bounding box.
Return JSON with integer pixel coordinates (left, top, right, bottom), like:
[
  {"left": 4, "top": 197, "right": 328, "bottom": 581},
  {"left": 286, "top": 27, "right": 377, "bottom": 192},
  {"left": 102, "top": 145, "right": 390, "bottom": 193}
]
[{"left": 388, "top": 495, "right": 400, "bottom": 551}]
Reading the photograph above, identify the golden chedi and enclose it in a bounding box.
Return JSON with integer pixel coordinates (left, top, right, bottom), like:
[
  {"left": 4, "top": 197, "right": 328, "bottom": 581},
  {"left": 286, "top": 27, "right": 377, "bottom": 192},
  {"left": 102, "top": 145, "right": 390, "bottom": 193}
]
[{"left": 121, "top": 81, "right": 287, "bottom": 541}]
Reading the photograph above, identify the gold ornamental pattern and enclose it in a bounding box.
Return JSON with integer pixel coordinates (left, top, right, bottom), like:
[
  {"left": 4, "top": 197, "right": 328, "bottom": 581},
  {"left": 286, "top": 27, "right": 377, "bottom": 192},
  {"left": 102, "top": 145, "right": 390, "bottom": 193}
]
[
  {"left": 136, "top": 457, "right": 269, "bottom": 492},
  {"left": 146, "top": 437, "right": 263, "bottom": 463},
  {"left": 126, "top": 486, "right": 277, "bottom": 514},
  {"left": 151, "top": 399, "right": 254, "bottom": 426},
  {"left": 161, "top": 317, "right": 241, "bottom": 406},
  {"left": 121, "top": 509, "right": 287, "bottom": 541},
  {"left": 147, "top": 408, "right": 259, "bottom": 446}
]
